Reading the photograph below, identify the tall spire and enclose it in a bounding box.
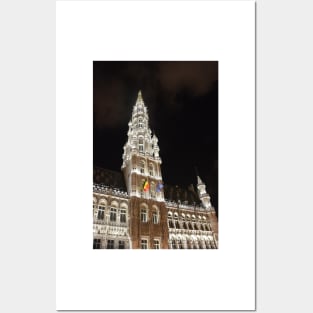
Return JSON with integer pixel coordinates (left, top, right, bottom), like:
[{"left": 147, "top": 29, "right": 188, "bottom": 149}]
[
  {"left": 121, "top": 90, "right": 164, "bottom": 202},
  {"left": 137, "top": 90, "right": 143, "bottom": 101},
  {"left": 122, "top": 90, "right": 161, "bottom": 169},
  {"left": 196, "top": 173, "right": 212, "bottom": 210}
]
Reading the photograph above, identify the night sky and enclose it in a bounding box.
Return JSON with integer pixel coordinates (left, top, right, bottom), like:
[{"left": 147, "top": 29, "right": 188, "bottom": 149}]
[{"left": 93, "top": 61, "right": 218, "bottom": 213}]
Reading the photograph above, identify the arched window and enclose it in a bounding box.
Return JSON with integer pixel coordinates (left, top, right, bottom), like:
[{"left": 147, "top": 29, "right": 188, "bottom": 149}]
[
  {"left": 140, "top": 204, "right": 148, "bottom": 222},
  {"left": 175, "top": 220, "right": 180, "bottom": 229},
  {"left": 152, "top": 205, "right": 159, "bottom": 224},
  {"left": 110, "top": 201, "right": 118, "bottom": 222},
  {"left": 168, "top": 219, "right": 174, "bottom": 228},
  {"left": 168, "top": 211, "right": 174, "bottom": 228},
  {"left": 97, "top": 199, "right": 106, "bottom": 220},
  {"left": 97, "top": 205, "right": 105, "bottom": 220},
  {"left": 174, "top": 212, "right": 180, "bottom": 229},
  {"left": 120, "top": 203, "right": 128, "bottom": 223}
]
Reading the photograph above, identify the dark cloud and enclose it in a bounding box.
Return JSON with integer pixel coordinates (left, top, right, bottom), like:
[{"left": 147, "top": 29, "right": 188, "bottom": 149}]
[
  {"left": 158, "top": 61, "right": 218, "bottom": 95},
  {"left": 93, "top": 61, "right": 218, "bottom": 128}
]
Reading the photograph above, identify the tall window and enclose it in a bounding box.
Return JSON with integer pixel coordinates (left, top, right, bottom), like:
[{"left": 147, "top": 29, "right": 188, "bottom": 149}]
[
  {"left": 152, "top": 210, "right": 158, "bottom": 224},
  {"left": 93, "top": 201, "right": 97, "bottom": 216},
  {"left": 139, "top": 138, "right": 144, "bottom": 152},
  {"left": 139, "top": 160, "right": 145, "bottom": 173},
  {"left": 118, "top": 241, "right": 125, "bottom": 249},
  {"left": 97, "top": 205, "right": 105, "bottom": 220},
  {"left": 93, "top": 239, "right": 101, "bottom": 249},
  {"left": 153, "top": 239, "right": 160, "bottom": 249},
  {"left": 177, "top": 240, "right": 183, "bottom": 249},
  {"left": 168, "top": 220, "right": 174, "bottom": 228},
  {"left": 120, "top": 209, "right": 126, "bottom": 223},
  {"left": 174, "top": 213, "right": 180, "bottom": 229},
  {"left": 139, "top": 118, "right": 143, "bottom": 128},
  {"left": 140, "top": 209, "right": 147, "bottom": 222},
  {"left": 149, "top": 164, "right": 154, "bottom": 176},
  {"left": 110, "top": 207, "right": 117, "bottom": 222},
  {"left": 141, "top": 239, "right": 148, "bottom": 249},
  {"left": 107, "top": 240, "right": 114, "bottom": 249},
  {"left": 172, "top": 240, "right": 177, "bottom": 249}
]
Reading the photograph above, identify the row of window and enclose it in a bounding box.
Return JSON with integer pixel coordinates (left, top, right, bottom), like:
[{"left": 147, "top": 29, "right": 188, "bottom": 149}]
[
  {"left": 96, "top": 206, "right": 127, "bottom": 223},
  {"left": 168, "top": 212, "right": 208, "bottom": 221},
  {"left": 168, "top": 220, "right": 212, "bottom": 231},
  {"left": 169, "top": 240, "right": 216, "bottom": 249},
  {"left": 93, "top": 239, "right": 126, "bottom": 249},
  {"left": 140, "top": 209, "right": 159, "bottom": 224},
  {"left": 138, "top": 161, "right": 158, "bottom": 176},
  {"left": 93, "top": 239, "right": 161, "bottom": 249},
  {"left": 141, "top": 239, "right": 160, "bottom": 249}
]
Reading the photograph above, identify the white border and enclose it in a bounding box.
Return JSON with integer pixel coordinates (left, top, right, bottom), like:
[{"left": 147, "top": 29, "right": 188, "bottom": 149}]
[{"left": 56, "top": 1, "right": 255, "bottom": 310}]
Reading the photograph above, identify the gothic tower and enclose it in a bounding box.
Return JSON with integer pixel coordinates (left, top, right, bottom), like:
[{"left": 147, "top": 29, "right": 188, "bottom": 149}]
[
  {"left": 196, "top": 175, "right": 212, "bottom": 209},
  {"left": 197, "top": 175, "right": 219, "bottom": 244},
  {"left": 121, "top": 91, "right": 168, "bottom": 249}
]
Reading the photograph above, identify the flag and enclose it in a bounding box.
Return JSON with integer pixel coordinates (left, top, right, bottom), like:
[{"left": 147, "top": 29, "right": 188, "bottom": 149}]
[
  {"left": 142, "top": 180, "right": 150, "bottom": 191},
  {"left": 156, "top": 182, "right": 164, "bottom": 192}
]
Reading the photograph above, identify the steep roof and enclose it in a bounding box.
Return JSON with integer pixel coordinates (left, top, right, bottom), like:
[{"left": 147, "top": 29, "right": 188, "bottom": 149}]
[
  {"left": 93, "top": 167, "right": 127, "bottom": 191},
  {"left": 163, "top": 184, "right": 200, "bottom": 205}
]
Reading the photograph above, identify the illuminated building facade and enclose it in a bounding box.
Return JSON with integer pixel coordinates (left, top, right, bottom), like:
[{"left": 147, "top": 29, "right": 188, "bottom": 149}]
[{"left": 93, "top": 91, "right": 218, "bottom": 249}]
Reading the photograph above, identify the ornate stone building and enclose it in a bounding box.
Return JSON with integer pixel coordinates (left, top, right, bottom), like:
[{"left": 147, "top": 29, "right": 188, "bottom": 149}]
[{"left": 93, "top": 91, "right": 218, "bottom": 249}]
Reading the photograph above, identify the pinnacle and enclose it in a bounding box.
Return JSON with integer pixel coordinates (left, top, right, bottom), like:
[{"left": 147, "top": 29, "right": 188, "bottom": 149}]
[
  {"left": 197, "top": 175, "right": 204, "bottom": 185},
  {"left": 137, "top": 89, "right": 143, "bottom": 102}
]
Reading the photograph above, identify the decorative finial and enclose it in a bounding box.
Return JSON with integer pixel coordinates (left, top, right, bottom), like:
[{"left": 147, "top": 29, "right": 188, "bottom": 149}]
[{"left": 138, "top": 90, "right": 142, "bottom": 101}]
